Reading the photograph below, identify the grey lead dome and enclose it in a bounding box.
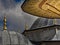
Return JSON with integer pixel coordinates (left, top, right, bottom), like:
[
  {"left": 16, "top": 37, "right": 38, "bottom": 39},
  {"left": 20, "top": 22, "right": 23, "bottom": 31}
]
[
  {"left": 0, "top": 15, "right": 33, "bottom": 45},
  {"left": 0, "top": 30, "right": 33, "bottom": 45}
]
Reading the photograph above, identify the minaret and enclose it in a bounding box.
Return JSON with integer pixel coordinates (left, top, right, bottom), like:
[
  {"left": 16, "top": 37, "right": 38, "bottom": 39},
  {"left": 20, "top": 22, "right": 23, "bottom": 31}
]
[{"left": 3, "top": 16, "right": 7, "bottom": 31}]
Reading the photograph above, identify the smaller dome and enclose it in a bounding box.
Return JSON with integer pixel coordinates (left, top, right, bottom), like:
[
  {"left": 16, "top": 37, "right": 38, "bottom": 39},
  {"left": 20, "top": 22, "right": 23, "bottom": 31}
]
[
  {"left": 1, "top": 14, "right": 33, "bottom": 45},
  {"left": 0, "top": 31, "right": 33, "bottom": 45}
]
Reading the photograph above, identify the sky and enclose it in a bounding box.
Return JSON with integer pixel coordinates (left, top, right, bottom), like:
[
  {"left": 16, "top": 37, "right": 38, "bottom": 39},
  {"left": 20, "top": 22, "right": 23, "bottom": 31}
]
[{"left": 0, "top": 0, "right": 38, "bottom": 33}]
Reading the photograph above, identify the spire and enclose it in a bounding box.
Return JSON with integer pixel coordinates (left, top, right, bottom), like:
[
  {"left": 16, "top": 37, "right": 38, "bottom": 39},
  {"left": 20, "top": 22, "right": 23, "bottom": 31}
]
[{"left": 3, "top": 15, "right": 7, "bottom": 31}]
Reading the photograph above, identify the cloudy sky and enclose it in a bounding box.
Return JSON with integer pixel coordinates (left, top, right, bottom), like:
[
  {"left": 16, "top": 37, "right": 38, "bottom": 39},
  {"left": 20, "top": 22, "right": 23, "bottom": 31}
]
[{"left": 0, "top": 0, "right": 38, "bottom": 33}]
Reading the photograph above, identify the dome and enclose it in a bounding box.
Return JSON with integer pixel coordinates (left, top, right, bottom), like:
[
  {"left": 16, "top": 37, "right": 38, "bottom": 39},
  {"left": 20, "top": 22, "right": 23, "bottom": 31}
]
[
  {"left": 0, "top": 30, "right": 32, "bottom": 45},
  {"left": 0, "top": 15, "right": 33, "bottom": 45}
]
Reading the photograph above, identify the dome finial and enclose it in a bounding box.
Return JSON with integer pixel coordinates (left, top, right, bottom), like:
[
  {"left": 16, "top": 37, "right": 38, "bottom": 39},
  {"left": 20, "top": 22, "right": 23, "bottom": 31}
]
[
  {"left": 3, "top": 15, "right": 7, "bottom": 31},
  {"left": 53, "top": 19, "right": 57, "bottom": 24},
  {"left": 25, "top": 23, "right": 28, "bottom": 30}
]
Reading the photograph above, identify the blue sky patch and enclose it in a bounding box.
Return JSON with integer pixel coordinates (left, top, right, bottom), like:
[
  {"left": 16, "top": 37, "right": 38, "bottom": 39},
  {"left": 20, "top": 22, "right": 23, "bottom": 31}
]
[{"left": 14, "top": 0, "right": 21, "bottom": 3}]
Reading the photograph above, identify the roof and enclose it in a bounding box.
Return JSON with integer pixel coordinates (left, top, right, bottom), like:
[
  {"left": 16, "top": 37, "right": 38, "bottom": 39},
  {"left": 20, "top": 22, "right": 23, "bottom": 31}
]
[
  {"left": 22, "top": 25, "right": 60, "bottom": 41},
  {"left": 23, "top": 25, "right": 60, "bottom": 33}
]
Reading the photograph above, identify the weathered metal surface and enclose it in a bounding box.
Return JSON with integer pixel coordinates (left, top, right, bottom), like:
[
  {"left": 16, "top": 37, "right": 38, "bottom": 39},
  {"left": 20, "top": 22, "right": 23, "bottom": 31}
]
[{"left": 23, "top": 18, "right": 60, "bottom": 41}]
